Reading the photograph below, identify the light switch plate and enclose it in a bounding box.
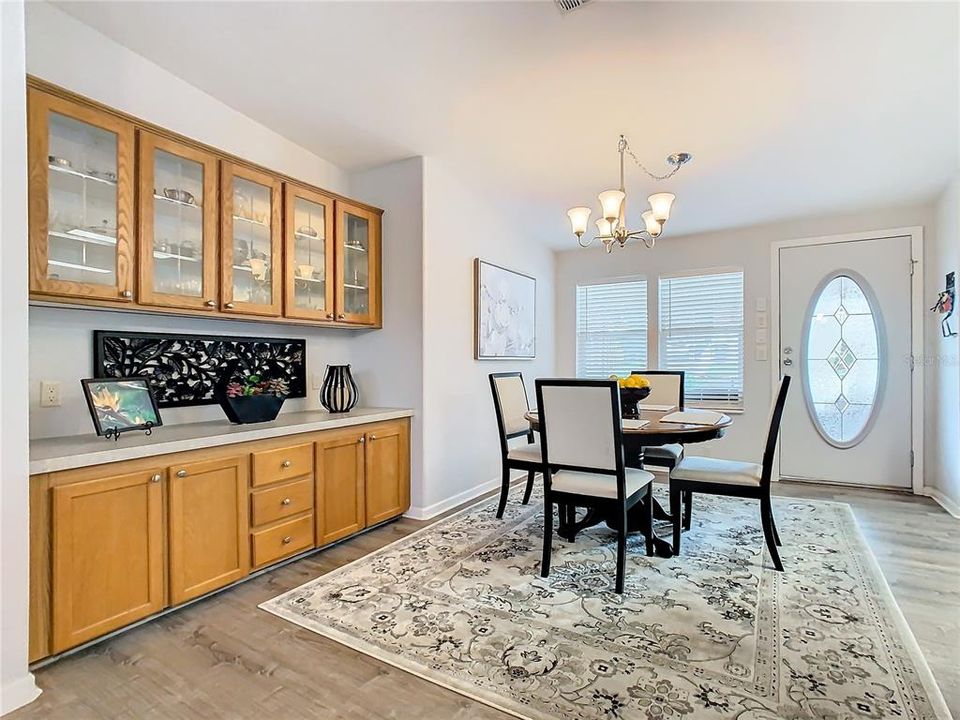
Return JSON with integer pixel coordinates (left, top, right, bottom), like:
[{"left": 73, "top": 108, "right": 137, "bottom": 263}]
[
  {"left": 756, "top": 328, "right": 768, "bottom": 345},
  {"left": 756, "top": 312, "right": 768, "bottom": 329},
  {"left": 756, "top": 296, "right": 768, "bottom": 312},
  {"left": 310, "top": 373, "right": 322, "bottom": 390},
  {"left": 755, "top": 345, "right": 769, "bottom": 362}
]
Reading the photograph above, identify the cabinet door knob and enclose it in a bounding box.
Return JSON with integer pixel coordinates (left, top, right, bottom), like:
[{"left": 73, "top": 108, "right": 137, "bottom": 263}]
[
  {"left": 121, "top": 290, "right": 133, "bottom": 299},
  {"left": 369, "top": 435, "right": 377, "bottom": 441},
  {"left": 325, "top": 313, "right": 333, "bottom": 319},
  {"left": 358, "top": 436, "right": 365, "bottom": 444},
  {"left": 225, "top": 302, "right": 235, "bottom": 309},
  {"left": 205, "top": 299, "right": 216, "bottom": 307},
  {"left": 281, "top": 497, "right": 291, "bottom": 505},
  {"left": 150, "top": 474, "right": 161, "bottom": 483},
  {"left": 176, "top": 469, "right": 187, "bottom": 478},
  {"left": 282, "top": 536, "right": 292, "bottom": 544},
  {"left": 281, "top": 459, "right": 292, "bottom": 468},
  {"left": 337, "top": 313, "right": 345, "bottom": 319}
]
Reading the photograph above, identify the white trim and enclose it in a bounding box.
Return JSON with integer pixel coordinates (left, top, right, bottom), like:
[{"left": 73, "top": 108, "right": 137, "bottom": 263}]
[
  {"left": 574, "top": 272, "right": 648, "bottom": 288},
  {"left": 0, "top": 674, "right": 41, "bottom": 715},
  {"left": 658, "top": 264, "right": 744, "bottom": 280},
  {"left": 769, "top": 226, "right": 925, "bottom": 493},
  {"left": 404, "top": 472, "right": 526, "bottom": 520},
  {"left": 919, "top": 487, "right": 960, "bottom": 519}
]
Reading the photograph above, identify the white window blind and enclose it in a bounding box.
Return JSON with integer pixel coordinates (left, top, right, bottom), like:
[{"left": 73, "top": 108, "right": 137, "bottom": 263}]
[
  {"left": 659, "top": 270, "right": 744, "bottom": 408},
  {"left": 576, "top": 280, "right": 648, "bottom": 378}
]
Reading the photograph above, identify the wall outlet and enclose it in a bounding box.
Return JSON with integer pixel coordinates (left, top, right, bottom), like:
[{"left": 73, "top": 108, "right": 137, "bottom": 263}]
[
  {"left": 310, "top": 373, "right": 322, "bottom": 390},
  {"left": 40, "top": 380, "right": 61, "bottom": 407}
]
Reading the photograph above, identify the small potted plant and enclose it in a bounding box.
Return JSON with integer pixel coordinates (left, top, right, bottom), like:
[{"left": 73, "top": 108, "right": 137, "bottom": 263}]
[
  {"left": 216, "top": 369, "right": 290, "bottom": 424},
  {"left": 610, "top": 374, "right": 651, "bottom": 419}
]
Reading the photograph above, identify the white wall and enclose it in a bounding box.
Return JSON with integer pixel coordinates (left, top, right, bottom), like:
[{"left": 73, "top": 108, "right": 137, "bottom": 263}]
[
  {"left": 23, "top": 3, "right": 385, "bottom": 440},
  {"left": 555, "top": 203, "right": 935, "bottom": 465},
  {"left": 0, "top": 1, "right": 42, "bottom": 713},
  {"left": 925, "top": 177, "right": 960, "bottom": 512},
  {"left": 349, "top": 158, "right": 426, "bottom": 509},
  {"left": 417, "top": 157, "right": 556, "bottom": 516}
]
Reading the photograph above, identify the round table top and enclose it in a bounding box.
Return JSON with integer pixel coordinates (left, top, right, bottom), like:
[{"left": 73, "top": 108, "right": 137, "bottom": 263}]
[{"left": 524, "top": 407, "right": 732, "bottom": 446}]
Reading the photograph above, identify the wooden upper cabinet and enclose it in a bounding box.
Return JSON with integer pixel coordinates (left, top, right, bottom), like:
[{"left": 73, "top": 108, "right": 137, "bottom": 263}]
[
  {"left": 137, "top": 132, "right": 219, "bottom": 310},
  {"left": 50, "top": 469, "right": 164, "bottom": 653},
  {"left": 316, "top": 430, "right": 366, "bottom": 545},
  {"left": 220, "top": 161, "right": 282, "bottom": 316},
  {"left": 335, "top": 200, "right": 381, "bottom": 326},
  {"left": 284, "top": 184, "right": 335, "bottom": 321},
  {"left": 27, "top": 88, "right": 135, "bottom": 302},
  {"left": 364, "top": 421, "right": 411, "bottom": 526},
  {"left": 168, "top": 456, "right": 249, "bottom": 604}
]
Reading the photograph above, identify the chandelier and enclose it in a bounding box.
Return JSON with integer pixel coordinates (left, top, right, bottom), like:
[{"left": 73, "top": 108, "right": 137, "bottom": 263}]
[{"left": 567, "top": 135, "right": 692, "bottom": 252}]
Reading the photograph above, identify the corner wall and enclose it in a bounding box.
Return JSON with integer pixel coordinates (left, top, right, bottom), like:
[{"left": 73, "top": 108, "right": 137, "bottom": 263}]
[
  {"left": 0, "top": 1, "right": 42, "bottom": 712},
  {"left": 925, "top": 177, "right": 960, "bottom": 514}
]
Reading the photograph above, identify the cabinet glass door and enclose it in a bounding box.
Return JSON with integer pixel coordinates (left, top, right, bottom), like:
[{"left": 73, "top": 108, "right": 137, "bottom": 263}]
[
  {"left": 221, "top": 162, "right": 282, "bottom": 315},
  {"left": 335, "top": 201, "right": 381, "bottom": 325},
  {"left": 28, "top": 89, "right": 134, "bottom": 301},
  {"left": 284, "top": 185, "right": 334, "bottom": 321},
  {"left": 138, "top": 132, "right": 218, "bottom": 310}
]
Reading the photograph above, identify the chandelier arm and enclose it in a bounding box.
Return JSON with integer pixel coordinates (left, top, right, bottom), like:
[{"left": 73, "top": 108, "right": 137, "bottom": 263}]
[{"left": 578, "top": 234, "right": 593, "bottom": 248}]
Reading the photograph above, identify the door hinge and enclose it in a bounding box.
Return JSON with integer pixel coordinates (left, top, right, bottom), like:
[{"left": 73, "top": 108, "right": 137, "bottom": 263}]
[
  {"left": 910, "top": 355, "right": 915, "bottom": 372},
  {"left": 910, "top": 450, "right": 915, "bottom": 468},
  {"left": 910, "top": 258, "right": 918, "bottom": 276}
]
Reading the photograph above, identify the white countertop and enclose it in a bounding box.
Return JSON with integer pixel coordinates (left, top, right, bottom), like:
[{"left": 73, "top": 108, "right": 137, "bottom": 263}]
[{"left": 30, "top": 408, "right": 414, "bottom": 475}]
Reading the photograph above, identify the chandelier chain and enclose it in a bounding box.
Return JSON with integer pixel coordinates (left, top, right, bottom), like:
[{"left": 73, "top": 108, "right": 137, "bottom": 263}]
[{"left": 623, "top": 144, "right": 682, "bottom": 182}]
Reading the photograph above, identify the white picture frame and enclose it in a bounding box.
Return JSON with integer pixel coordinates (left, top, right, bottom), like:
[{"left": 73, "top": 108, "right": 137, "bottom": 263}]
[{"left": 474, "top": 259, "right": 536, "bottom": 360}]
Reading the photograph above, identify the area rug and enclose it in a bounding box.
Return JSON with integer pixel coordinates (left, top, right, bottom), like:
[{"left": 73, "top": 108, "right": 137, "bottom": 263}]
[{"left": 261, "top": 487, "right": 952, "bottom": 720}]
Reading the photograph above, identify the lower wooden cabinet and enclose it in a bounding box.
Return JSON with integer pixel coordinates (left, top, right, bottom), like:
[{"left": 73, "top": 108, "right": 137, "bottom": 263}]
[
  {"left": 316, "top": 430, "right": 366, "bottom": 545},
  {"left": 168, "top": 456, "right": 249, "bottom": 604},
  {"left": 365, "top": 422, "right": 411, "bottom": 526},
  {"left": 50, "top": 469, "right": 164, "bottom": 653},
  {"left": 30, "top": 416, "right": 411, "bottom": 661}
]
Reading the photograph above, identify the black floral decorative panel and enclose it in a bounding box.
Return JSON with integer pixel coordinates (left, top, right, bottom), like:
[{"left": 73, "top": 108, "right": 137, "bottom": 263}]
[{"left": 93, "top": 331, "right": 306, "bottom": 408}]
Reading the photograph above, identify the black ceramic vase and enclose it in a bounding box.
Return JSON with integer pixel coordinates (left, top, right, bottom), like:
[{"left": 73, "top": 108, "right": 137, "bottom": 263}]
[
  {"left": 620, "top": 386, "right": 652, "bottom": 419},
  {"left": 319, "top": 364, "right": 359, "bottom": 413}
]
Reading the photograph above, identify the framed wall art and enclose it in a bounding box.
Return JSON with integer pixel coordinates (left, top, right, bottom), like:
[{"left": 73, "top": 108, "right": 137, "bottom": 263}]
[{"left": 474, "top": 259, "right": 536, "bottom": 360}]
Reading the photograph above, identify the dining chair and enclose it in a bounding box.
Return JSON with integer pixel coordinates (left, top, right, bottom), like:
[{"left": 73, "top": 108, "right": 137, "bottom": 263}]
[
  {"left": 669, "top": 375, "right": 791, "bottom": 571},
  {"left": 535, "top": 378, "right": 655, "bottom": 594},
  {"left": 489, "top": 372, "right": 544, "bottom": 519},
  {"left": 630, "top": 370, "right": 691, "bottom": 529}
]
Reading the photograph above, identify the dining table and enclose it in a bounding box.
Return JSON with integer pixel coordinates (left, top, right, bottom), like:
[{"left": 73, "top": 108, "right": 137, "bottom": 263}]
[{"left": 524, "top": 406, "right": 733, "bottom": 557}]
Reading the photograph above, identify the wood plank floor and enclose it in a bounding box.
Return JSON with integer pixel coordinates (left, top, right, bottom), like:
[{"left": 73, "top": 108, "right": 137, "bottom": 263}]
[{"left": 11, "top": 481, "right": 959, "bottom": 719}]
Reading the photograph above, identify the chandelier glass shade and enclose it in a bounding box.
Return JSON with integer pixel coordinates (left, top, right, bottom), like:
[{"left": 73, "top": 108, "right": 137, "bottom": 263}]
[{"left": 568, "top": 135, "right": 691, "bottom": 252}]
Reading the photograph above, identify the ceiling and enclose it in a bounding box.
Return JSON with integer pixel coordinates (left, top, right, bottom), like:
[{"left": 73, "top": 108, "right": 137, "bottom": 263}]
[{"left": 53, "top": 1, "right": 959, "bottom": 247}]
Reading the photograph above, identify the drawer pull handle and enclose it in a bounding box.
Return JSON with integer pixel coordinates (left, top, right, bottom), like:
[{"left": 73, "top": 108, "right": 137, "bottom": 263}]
[
  {"left": 176, "top": 469, "right": 187, "bottom": 478},
  {"left": 150, "top": 474, "right": 161, "bottom": 483},
  {"left": 281, "top": 497, "right": 291, "bottom": 505},
  {"left": 282, "top": 536, "right": 292, "bottom": 544},
  {"left": 281, "top": 460, "right": 292, "bottom": 468}
]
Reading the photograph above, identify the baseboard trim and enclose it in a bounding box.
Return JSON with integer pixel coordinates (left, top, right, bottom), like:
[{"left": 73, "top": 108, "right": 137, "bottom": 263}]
[
  {"left": 1, "top": 673, "right": 41, "bottom": 715},
  {"left": 919, "top": 487, "right": 960, "bottom": 519},
  {"left": 405, "top": 472, "right": 526, "bottom": 521}
]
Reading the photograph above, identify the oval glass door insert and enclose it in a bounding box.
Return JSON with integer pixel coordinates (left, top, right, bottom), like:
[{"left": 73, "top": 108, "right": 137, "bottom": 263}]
[{"left": 803, "top": 273, "right": 882, "bottom": 448}]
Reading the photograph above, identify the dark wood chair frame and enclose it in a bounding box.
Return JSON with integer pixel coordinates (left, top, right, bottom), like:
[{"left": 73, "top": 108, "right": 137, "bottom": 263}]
[
  {"left": 489, "top": 372, "right": 543, "bottom": 519},
  {"left": 535, "top": 378, "right": 654, "bottom": 594},
  {"left": 669, "top": 375, "right": 791, "bottom": 572},
  {"left": 631, "top": 369, "right": 692, "bottom": 530}
]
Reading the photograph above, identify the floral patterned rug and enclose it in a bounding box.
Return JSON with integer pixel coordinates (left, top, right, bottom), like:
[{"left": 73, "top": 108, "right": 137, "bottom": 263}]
[{"left": 261, "top": 487, "right": 951, "bottom": 720}]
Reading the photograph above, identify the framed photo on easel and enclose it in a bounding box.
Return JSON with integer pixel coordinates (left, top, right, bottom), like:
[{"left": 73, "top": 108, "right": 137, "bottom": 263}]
[{"left": 81, "top": 377, "right": 163, "bottom": 439}]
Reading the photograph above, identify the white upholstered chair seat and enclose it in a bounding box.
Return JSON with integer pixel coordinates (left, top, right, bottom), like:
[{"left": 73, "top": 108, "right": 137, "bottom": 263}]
[
  {"left": 507, "top": 442, "right": 542, "bottom": 463},
  {"left": 644, "top": 443, "right": 684, "bottom": 461},
  {"left": 551, "top": 468, "right": 655, "bottom": 499},
  {"left": 671, "top": 456, "right": 762, "bottom": 487}
]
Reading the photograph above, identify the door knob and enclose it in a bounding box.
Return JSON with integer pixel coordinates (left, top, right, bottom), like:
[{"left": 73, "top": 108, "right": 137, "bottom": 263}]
[
  {"left": 281, "top": 497, "right": 291, "bottom": 505},
  {"left": 326, "top": 313, "right": 333, "bottom": 319},
  {"left": 281, "top": 459, "right": 292, "bottom": 468},
  {"left": 358, "top": 436, "right": 366, "bottom": 444},
  {"left": 337, "top": 313, "right": 345, "bottom": 320},
  {"left": 205, "top": 300, "right": 216, "bottom": 307},
  {"left": 121, "top": 290, "right": 133, "bottom": 299},
  {"left": 369, "top": 435, "right": 377, "bottom": 441},
  {"left": 150, "top": 474, "right": 161, "bottom": 483},
  {"left": 225, "top": 302, "right": 235, "bottom": 309},
  {"left": 282, "top": 536, "right": 292, "bottom": 545},
  {"left": 176, "top": 469, "right": 187, "bottom": 478},
  {"left": 783, "top": 346, "right": 793, "bottom": 355},
  {"left": 783, "top": 358, "right": 793, "bottom": 366}
]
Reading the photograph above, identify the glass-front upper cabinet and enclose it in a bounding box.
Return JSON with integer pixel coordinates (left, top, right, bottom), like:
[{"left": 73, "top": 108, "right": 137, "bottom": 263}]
[
  {"left": 335, "top": 200, "right": 381, "bottom": 326},
  {"left": 284, "top": 184, "right": 335, "bottom": 321},
  {"left": 220, "top": 161, "right": 282, "bottom": 316},
  {"left": 138, "top": 132, "right": 218, "bottom": 310},
  {"left": 27, "top": 89, "right": 135, "bottom": 301}
]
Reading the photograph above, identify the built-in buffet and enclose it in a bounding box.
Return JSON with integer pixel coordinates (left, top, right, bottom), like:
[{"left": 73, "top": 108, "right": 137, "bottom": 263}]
[
  {"left": 27, "top": 78, "right": 382, "bottom": 327},
  {"left": 29, "top": 411, "right": 411, "bottom": 662}
]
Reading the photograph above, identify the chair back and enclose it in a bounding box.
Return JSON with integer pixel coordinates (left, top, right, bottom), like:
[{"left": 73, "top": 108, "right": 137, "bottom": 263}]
[
  {"left": 631, "top": 370, "right": 685, "bottom": 410},
  {"left": 760, "top": 375, "right": 792, "bottom": 484},
  {"left": 489, "top": 372, "right": 532, "bottom": 457},
  {"left": 535, "top": 379, "right": 625, "bottom": 481}
]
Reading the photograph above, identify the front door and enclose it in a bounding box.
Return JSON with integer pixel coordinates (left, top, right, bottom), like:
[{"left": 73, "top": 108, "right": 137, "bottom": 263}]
[{"left": 777, "top": 235, "right": 914, "bottom": 488}]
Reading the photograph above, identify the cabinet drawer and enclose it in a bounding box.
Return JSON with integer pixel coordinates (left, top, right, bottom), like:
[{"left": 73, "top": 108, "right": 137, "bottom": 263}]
[
  {"left": 252, "top": 443, "right": 314, "bottom": 487},
  {"left": 251, "top": 513, "right": 314, "bottom": 568},
  {"left": 251, "top": 477, "right": 313, "bottom": 527}
]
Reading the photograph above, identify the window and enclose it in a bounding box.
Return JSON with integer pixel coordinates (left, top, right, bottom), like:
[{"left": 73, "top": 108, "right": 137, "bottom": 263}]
[
  {"left": 576, "top": 279, "right": 648, "bottom": 378},
  {"left": 659, "top": 269, "right": 744, "bottom": 408}
]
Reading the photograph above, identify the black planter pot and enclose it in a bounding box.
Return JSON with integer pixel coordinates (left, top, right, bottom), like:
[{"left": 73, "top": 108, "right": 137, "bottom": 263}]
[
  {"left": 219, "top": 394, "right": 285, "bottom": 424},
  {"left": 620, "top": 386, "right": 652, "bottom": 419},
  {"left": 320, "top": 364, "right": 359, "bottom": 413}
]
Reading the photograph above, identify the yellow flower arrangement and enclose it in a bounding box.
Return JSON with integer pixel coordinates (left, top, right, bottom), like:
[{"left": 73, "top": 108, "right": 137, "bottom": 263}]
[{"left": 609, "top": 374, "right": 650, "bottom": 389}]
